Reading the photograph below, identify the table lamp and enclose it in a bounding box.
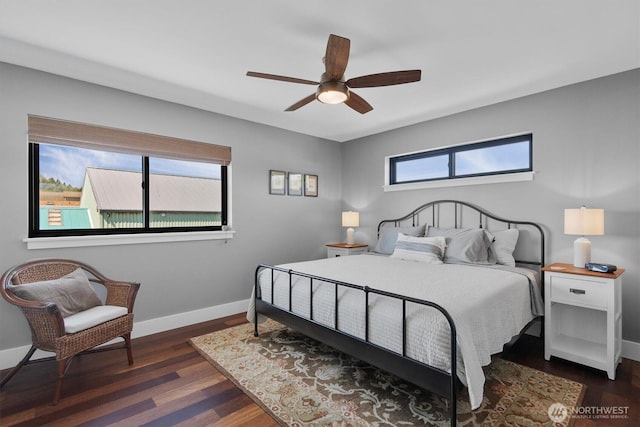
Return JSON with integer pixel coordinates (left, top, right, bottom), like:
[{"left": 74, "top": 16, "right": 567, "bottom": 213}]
[
  {"left": 564, "top": 206, "right": 604, "bottom": 267},
  {"left": 342, "top": 211, "right": 360, "bottom": 245}
]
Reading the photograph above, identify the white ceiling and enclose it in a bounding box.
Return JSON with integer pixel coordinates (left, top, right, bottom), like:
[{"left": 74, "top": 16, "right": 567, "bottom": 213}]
[{"left": 1, "top": 1, "right": 638, "bottom": 142}]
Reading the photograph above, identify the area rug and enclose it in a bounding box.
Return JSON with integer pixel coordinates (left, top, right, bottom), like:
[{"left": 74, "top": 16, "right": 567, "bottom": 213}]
[{"left": 189, "top": 320, "right": 585, "bottom": 426}]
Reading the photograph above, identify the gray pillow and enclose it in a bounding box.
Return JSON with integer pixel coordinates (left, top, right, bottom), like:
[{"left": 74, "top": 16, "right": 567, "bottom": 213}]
[
  {"left": 8, "top": 268, "right": 102, "bottom": 317},
  {"left": 373, "top": 225, "right": 426, "bottom": 255},
  {"left": 426, "top": 226, "right": 492, "bottom": 264},
  {"left": 487, "top": 229, "right": 519, "bottom": 267}
]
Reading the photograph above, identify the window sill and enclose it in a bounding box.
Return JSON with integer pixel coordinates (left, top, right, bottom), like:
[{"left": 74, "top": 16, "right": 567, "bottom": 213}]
[
  {"left": 24, "top": 230, "right": 236, "bottom": 250},
  {"left": 383, "top": 171, "right": 534, "bottom": 192}
]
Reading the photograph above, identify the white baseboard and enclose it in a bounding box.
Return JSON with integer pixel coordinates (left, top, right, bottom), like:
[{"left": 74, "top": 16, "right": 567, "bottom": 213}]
[
  {"left": 130, "top": 298, "right": 249, "bottom": 339},
  {"left": 0, "top": 299, "right": 249, "bottom": 371},
  {"left": 622, "top": 339, "right": 640, "bottom": 362}
]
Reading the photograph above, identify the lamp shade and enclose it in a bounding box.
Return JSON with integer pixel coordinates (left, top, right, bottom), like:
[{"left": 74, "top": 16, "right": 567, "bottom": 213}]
[
  {"left": 342, "top": 211, "right": 360, "bottom": 228},
  {"left": 564, "top": 207, "right": 604, "bottom": 236}
]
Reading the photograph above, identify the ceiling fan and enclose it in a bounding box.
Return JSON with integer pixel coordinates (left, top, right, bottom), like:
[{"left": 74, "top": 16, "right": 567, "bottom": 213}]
[{"left": 247, "top": 34, "right": 421, "bottom": 114}]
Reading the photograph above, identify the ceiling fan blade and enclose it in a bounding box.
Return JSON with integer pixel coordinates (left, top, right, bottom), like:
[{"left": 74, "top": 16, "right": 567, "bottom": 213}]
[
  {"left": 344, "top": 91, "right": 373, "bottom": 114},
  {"left": 285, "top": 93, "right": 317, "bottom": 111},
  {"left": 324, "top": 34, "right": 350, "bottom": 81},
  {"left": 246, "top": 71, "right": 318, "bottom": 85},
  {"left": 346, "top": 70, "right": 422, "bottom": 88}
]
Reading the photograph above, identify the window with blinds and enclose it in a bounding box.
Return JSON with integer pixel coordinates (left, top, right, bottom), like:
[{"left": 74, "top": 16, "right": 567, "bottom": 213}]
[{"left": 28, "top": 116, "right": 230, "bottom": 237}]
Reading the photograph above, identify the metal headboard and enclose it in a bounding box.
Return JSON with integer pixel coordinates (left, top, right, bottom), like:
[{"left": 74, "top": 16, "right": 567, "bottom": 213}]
[{"left": 377, "top": 199, "right": 545, "bottom": 269}]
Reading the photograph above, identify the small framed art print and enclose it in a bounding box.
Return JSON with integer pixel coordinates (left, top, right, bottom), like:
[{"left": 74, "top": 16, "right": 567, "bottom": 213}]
[
  {"left": 269, "top": 170, "right": 286, "bottom": 195},
  {"left": 287, "top": 172, "right": 303, "bottom": 196},
  {"left": 304, "top": 174, "right": 318, "bottom": 197}
]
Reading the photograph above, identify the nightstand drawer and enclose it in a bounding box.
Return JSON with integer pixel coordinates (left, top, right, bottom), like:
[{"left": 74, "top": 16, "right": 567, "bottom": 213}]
[
  {"left": 327, "top": 247, "right": 349, "bottom": 257},
  {"left": 550, "top": 276, "right": 607, "bottom": 309}
]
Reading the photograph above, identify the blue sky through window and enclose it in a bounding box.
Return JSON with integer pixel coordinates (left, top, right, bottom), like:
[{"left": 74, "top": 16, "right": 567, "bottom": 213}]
[
  {"left": 455, "top": 141, "right": 530, "bottom": 176},
  {"left": 39, "top": 144, "right": 220, "bottom": 188},
  {"left": 395, "top": 154, "right": 449, "bottom": 182}
]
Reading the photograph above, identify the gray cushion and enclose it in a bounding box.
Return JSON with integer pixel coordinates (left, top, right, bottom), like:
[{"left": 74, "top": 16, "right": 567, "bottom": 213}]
[
  {"left": 373, "top": 225, "right": 426, "bottom": 255},
  {"left": 8, "top": 268, "right": 102, "bottom": 317},
  {"left": 426, "top": 226, "right": 493, "bottom": 264},
  {"left": 487, "top": 229, "right": 519, "bottom": 267}
]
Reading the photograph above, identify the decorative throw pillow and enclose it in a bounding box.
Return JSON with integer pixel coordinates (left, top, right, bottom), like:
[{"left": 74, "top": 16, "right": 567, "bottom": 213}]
[
  {"left": 426, "top": 226, "right": 493, "bottom": 264},
  {"left": 373, "top": 225, "right": 425, "bottom": 255},
  {"left": 487, "top": 229, "right": 519, "bottom": 267},
  {"left": 7, "top": 268, "right": 102, "bottom": 317},
  {"left": 390, "top": 234, "right": 446, "bottom": 264}
]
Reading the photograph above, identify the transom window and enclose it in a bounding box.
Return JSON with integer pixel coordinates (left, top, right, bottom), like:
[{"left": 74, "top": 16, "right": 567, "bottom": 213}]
[
  {"left": 28, "top": 116, "right": 230, "bottom": 238},
  {"left": 389, "top": 133, "right": 532, "bottom": 185}
]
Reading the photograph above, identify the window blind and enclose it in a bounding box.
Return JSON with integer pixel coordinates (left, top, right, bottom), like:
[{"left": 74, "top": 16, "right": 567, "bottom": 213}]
[{"left": 28, "top": 115, "right": 231, "bottom": 165}]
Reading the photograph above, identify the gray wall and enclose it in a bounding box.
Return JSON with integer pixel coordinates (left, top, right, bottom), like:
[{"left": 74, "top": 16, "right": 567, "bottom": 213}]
[
  {"left": 2, "top": 62, "right": 638, "bottom": 352},
  {"left": 342, "top": 69, "right": 640, "bottom": 344},
  {"left": 0, "top": 62, "right": 343, "bottom": 350}
]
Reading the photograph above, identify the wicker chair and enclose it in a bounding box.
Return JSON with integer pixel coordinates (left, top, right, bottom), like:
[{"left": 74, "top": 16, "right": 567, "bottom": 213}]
[{"left": 0, "top": 258, "right": 140, "bottom": 404}]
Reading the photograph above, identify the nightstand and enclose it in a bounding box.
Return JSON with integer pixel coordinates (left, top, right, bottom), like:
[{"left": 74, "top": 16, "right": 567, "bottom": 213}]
[
  {"left": 326, "top": 243, "right": 368, "bottom": 258},
  {"left": 543, "top": 263, "right": 624, "bottom": 379}
]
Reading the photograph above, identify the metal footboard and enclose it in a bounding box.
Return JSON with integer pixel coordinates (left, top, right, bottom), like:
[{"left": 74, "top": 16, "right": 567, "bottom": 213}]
[{"left": 254, "top": 264, "right": 458, "bottom": 427}]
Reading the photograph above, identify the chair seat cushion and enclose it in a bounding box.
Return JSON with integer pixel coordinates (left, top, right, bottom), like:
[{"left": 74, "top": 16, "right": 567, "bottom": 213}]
[{"left": 64, "top": 305, "right": 128, "bottom": 334}]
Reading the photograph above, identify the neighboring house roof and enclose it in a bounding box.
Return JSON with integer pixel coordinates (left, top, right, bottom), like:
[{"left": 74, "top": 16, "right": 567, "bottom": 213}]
[
  {"left": 39, "top": 206, "right": 91, "bottom": 230},
  {"left": 85, "top": 168, "right": 221, "bottom": 212}
]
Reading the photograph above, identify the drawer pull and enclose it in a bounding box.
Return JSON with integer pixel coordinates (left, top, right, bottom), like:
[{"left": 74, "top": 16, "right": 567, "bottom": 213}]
[{"left": 569, "top": 288, "right": 586, "bottom": 295}]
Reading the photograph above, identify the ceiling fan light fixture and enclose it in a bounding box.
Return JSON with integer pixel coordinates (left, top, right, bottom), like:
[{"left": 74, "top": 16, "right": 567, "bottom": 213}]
[{"left": 316, "top": 81, "right": 348, "bottom": 104}]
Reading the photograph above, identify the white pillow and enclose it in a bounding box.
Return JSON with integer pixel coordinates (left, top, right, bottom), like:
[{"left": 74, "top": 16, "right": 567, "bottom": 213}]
[
  {"left": 390, "top": 234, "right": 446, "bottom": 264},
  {"left": 487, "top": 229, "right": 519, "bottom": 267}
]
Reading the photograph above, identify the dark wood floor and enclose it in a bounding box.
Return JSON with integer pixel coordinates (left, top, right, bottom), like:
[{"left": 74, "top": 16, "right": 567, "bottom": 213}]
[{"left": 0, "top": 314, "right": 637, "bottom": 426}]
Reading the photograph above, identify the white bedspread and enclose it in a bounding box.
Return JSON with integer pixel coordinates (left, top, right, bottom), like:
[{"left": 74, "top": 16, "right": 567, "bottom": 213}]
[{"left": 247, "top": 255, "right": 541, "bottom": 409}]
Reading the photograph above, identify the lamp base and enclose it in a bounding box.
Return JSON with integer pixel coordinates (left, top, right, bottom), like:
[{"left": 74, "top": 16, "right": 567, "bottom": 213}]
[
  {"left": 346, "top": 228, "right": 355, "bottom": 245},
  {"left": 573, "top": 237, "right": 591, "bottom": 268}
]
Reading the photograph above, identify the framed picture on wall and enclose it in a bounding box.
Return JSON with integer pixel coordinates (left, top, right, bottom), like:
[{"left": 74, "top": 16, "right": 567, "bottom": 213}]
[
  {"left": 269, "top": 170, "right": 286, "bottom": 195},
  {"left": 304, "top": 174, "right": 318, "bottom": 197},
  {"left": 287, "top": 172, "right": 303, "bottom": 196}
]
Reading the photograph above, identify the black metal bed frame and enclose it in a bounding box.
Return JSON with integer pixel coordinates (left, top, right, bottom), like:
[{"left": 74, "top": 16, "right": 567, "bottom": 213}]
[{"left": 253, "top": 200, "right": 545, "bottom": 426}]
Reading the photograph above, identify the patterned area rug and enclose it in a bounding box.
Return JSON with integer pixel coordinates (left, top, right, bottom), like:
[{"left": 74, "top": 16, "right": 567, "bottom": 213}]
[{"left": 190, "top": 320, "right": 585, "bottom": 426}]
